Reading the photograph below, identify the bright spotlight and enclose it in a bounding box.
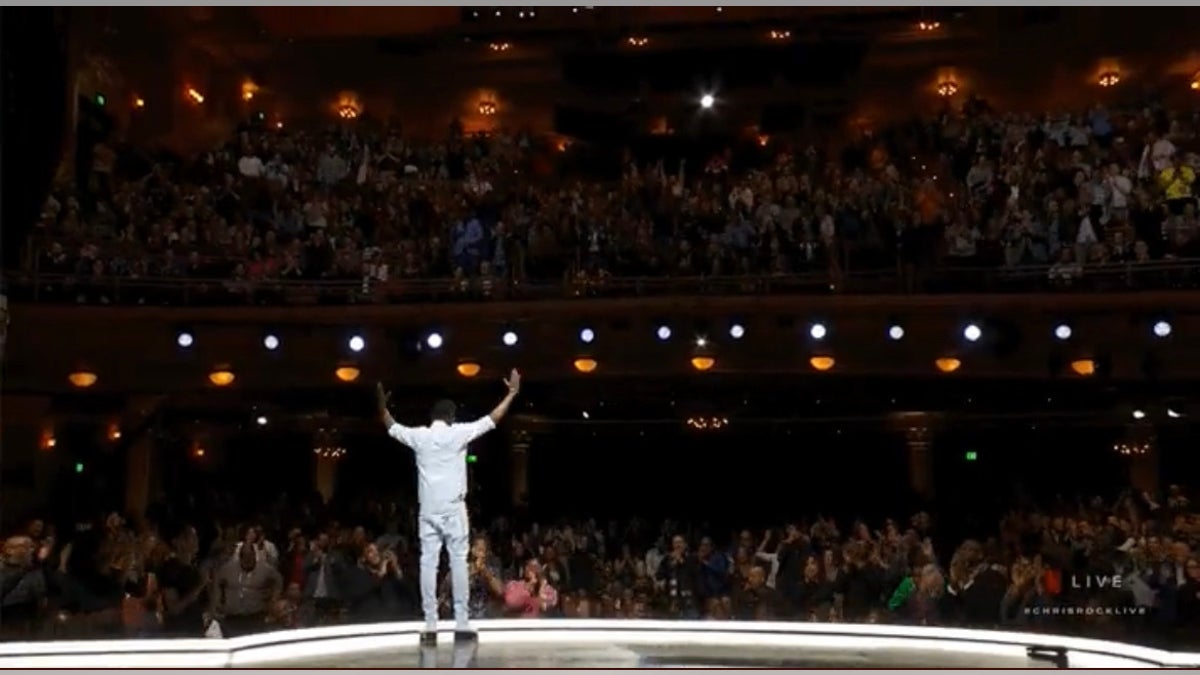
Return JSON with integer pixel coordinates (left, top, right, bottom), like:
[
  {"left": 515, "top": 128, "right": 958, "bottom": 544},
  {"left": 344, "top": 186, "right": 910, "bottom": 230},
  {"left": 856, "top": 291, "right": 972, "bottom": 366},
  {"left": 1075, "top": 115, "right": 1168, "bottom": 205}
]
[
  {"left": 256, "top": 416, "right": 268, "bottom": 426},
  {"left": 580, "top": 328, "right": 595, "bottom": 344},
  {"left": 1132, "top": 409, "right": 1146, "bottom": 420},
  {"left": 1054, "top": 324, "right": 1072, "bottom": 341},
  {"left": 582, "top": 411, "right": 590, "bottom": 419},
  {"left": 502, "top": 331, "right": 519, "bottom": 346},
  {"left": 263, "top": 334, "right": 280, "bottom": 350},
  {"left": 348, "top": 335, "right": 366, "bottom": 352},
  {"left": 426, "top": 333, "right": 444, "bottom": 350},
  {"left": 888, "top": 325, "right": 905, "bottom": 341},
  {"left": 729, "top": 324, "right": 745, "bottom": 339},
  {"left": 963, "top": 324, "right": 982, "bottom": 342},
  {"left": 699, "top": 93, "right": 715, "bottom": 109},
  {"left": 177, "top": 332, "right": 194, "bottom": 348},
  {"left": 657, "top": 325, "right": 672, "bottom": 341},
  {"left": 1153, "top": 320, "right": 1172, "bottom": 338},
  {"left": 695, "top": 336, "right": 708, "bottom": 348},
  {"left": 1167, "top": 408, "right": 1182, "bottom": 419},
  {"left": 809, "top": 323, "right": 827, "bottom": 340}
]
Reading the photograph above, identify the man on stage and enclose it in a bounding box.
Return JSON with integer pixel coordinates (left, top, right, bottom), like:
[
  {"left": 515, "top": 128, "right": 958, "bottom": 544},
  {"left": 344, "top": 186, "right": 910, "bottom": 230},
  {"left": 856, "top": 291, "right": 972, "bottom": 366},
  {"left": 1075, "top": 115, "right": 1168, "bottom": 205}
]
[{"left": 376, "top": 369, "right": 520, "bottom": 644}]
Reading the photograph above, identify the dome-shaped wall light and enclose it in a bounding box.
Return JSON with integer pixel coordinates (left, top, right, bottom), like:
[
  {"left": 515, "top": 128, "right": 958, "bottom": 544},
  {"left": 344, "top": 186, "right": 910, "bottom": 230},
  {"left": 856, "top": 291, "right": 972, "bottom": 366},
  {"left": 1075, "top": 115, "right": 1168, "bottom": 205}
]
[
  {"left": 335, "top": 366, "right": 361, "bottom": 383},
  {"left": 68, "top": 371, "right": 98, "bottom": 388},
  {"left": 209, "top": 370, "right": 236, "bottom": 387},
  {"left": 935, "top": 358, "right": 962, "bottom": 373}
]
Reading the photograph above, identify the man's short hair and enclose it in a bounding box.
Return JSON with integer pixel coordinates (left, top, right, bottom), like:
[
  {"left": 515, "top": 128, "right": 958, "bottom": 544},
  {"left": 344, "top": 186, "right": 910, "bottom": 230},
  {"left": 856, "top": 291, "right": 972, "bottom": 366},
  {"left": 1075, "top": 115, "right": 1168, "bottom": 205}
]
[{"left": 431, "top": 399, "right": 457, "bottom": 423}]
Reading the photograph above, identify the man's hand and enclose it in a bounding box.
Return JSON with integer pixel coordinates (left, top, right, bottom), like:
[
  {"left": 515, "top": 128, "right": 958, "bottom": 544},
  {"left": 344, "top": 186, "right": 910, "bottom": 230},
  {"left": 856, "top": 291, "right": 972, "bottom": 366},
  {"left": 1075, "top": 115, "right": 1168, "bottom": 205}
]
[
  {"left": 376, "top": 382, "right": 391, "bottom": 410},
  {"left": 503, "top": 368, "right": 521, "bottom": 395}
]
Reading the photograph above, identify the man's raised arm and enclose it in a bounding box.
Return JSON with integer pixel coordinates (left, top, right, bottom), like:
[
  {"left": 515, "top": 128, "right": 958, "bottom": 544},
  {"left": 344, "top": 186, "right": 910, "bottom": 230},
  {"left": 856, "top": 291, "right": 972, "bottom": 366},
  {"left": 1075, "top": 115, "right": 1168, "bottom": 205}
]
[
  {"left": 488, "top": 368, "right": 521, "bottom": 425},
  {"left": 376, "top": 382, "right": 398, "bottom": 428}
]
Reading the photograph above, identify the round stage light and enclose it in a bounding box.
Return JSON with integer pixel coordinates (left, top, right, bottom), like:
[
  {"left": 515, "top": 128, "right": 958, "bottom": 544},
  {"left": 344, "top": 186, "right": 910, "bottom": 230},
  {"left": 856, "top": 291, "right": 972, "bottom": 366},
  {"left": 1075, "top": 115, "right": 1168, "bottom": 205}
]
[
  {"left": 256, "top": 416, "right": 268, "bottom": 426},
  {"left": 729, "top": 324, "right": 745, "bottom": 339},
  {"left": 426, "top": 333, "right": 444, "bottom": 350},
  {"left": 1153, "top": 321, "right": 1172, "bottom": 338},
  {"left": 888, "top": 325, "right": 905, "bottom": 341},
  {"left": 700, "top": 94, "right": 715, "bottom": 109},
  {"left": 656, "top": 325, "right": 672, "bottom": 341},
  {"left": 263, "top": 334, "right": 280, "bottom": 350},
  {"left": 177, "top": 332, "right": 194, "bottom": 348},
  {"left": 809, "top": 323, "right": 827, "bottom": 340},
  {"left": 580, "top": 328, "right": 595, "bottom": 344},
  {"left": 1054, "top": 324, "right": 1072, "bottom": 341},
  {"left": 1132, "top": 409, "right": 1146, "bottom": 420},
  {"left": 963, "top": 324, "right": 982, "bottom": 342},
  {"left": 502, "top": 331, "right": 519, "bottom": 347},
  {"left": 348, "top": 335, "right": 366, "bottom": 352}
]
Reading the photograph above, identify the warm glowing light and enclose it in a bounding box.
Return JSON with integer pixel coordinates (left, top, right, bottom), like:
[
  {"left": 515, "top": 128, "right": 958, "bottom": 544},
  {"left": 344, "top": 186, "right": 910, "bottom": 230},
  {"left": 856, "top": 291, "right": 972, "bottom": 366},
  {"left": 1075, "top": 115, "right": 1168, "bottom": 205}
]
[
  {"left": 809, "top": 356, "right": 836, "bottom": 371},
  {"left": 185, "top": 87, "right": 205, "bottom": 104},
  {"left": 133, "top": 97, "right": 145, "bottom": 109},
  {"left": 68, "top": 371, "right": 98, "bottom": 388},
  {"left": 1098, "top": 71, "right": 1121, "bottom": 88},
  {"left": 107, "top": 424, "right": 122, "bottom": 442},
  {"left": 335, "top": 366, "right": 361, "bottom": 383},
  {"left": 768, "top": 29, "right": 791, "bottom": 40},
  {"left": 477, "top": 100, "right": 498, "bottom": 116},
  {"left": 192, "top": 445, "right": 206, "bottom": 459},
  {"left": 40, "top": 430, "right": 56, "bottom": 451},
  {"left": 627, "top": 36, "right": 649, "bottom": 47},
  {"left": 691, "top": 356, "right": 716, "bottom": 372},
  {"left": 241, "top": 80, "right": 258, "bottom": 102},
  {"left": 208, "top": 370, "right": 236, "bottom": 387},
  {"left": 935, "top": 358, "right": 962, "bottom": 373},
  {"left": 937, "top": 80, "right": 959, "bottom": 97},
  {"left": 334, "top": 92, "right": 362, "bottom": 120},
  {"left": 1070, "top": 359, "right": 1097, "bottom": 376},
  {"left": 276, "top": 120, "right": 284, "bottom": 129},
  {"left": 1191, "top": 74, "right": 1200, "bottom": 91},
  {"left": 574, "top": 358, "right": 598, "bottom": 374},
  {"left": 489, "top": 42, "right": 512, "bottom": 52},
  {"left": 686, "top": 416, "right": 729, "bottom": 431},
  {"left": 457, "top": 362, "right": 482, "bottom": 378},
  {"left": 918, "top": 21, "right": 941, "bottom": 31},
  {"left": 338, "top": 106, "right": 359, "bottom": 120},
  {"left": 757, "top": 134, "right": 770, "bottom": 147}
]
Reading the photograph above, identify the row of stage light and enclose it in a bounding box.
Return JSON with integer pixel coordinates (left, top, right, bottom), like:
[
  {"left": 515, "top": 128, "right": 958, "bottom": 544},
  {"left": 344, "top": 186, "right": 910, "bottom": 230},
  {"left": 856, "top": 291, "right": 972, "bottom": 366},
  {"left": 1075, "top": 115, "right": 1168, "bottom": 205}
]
[{"left": 62, "top": 318, "right": 1177, "bottom": 389}]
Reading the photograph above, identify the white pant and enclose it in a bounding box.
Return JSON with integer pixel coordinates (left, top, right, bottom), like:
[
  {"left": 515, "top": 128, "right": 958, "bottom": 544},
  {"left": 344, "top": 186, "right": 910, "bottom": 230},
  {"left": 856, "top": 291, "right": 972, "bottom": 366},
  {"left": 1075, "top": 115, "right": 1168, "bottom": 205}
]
[{"left": 418, "top": 503, "right": 470, "bottom": 629}]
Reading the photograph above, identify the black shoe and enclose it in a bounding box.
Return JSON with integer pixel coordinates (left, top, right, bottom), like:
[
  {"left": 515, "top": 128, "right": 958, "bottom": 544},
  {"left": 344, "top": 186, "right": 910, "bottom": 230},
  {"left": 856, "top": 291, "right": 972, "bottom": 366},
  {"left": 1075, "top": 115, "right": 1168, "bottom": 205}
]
[
  {"left": 453, "top": 630, "right": 478, "bottom": 644},
  {"left": 420, "top": 631, "right": 438, "bottom": 647}
]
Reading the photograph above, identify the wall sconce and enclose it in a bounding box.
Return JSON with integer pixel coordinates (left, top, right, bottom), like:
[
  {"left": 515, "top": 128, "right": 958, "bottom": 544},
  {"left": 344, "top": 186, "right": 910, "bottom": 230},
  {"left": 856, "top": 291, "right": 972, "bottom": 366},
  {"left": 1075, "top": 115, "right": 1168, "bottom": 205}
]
[
  {"left": 935, "top": 357, "right": 962, "bottom": 373},
  {"left": 335, "top": 366, "right": 361, "bottom": 383},
  {"left": 489, "top": 42, "right": 512, "bottom": 52},
  {"left": 107, "top": 423, "right": 122, "bottom": 442},
  {"left": 338, "top": 106, "right": 359, "bottom": 120},
  {"left": 241, "top": 80, "right": 258, "bottom": 102},
  {"left": 768, "top": 30, "right": 791, "bottom": 40},
  {"left": 757, "top": 134, "right": 770, "bottom": 147},
  {"left": 627, "top": 36, "right": 649, "bottom": 47},
  {"left": 809, "top": 356, "right": 836, "bottom": 372},
  {"left": 39, "top": 429, "right": 56, "bottom": 452},
  {"left": 68, "top": 370, "right": 98, "bottom": 388},
  {"left": 1098, "top": 71, "right": 1121, "bottom": 87},
  {"left": 477, "top": 100, "right": 498, "bottom": 116},
  {"left": 457, "top": 362, "right": 481, "bottom": 378},
  {"left": 185, "top": 87, "right": 205, "bottom": 104},
  {"left": 918, "top": 21, "right": 941, "bottom": 31},
  {"left": 1070, "top": 359, "right": 1097, "bottom": 376},
  {"left": 1191, "top": 72, "right": 1199, "bottom": 91},
  {"left": 208, "top": 369, "right": 236, "bottom": 387},
  {"left": 574, "top": 358, "right": 598, "bottom": 374},
  {"left": 937, "top": 80, "right": 959, "bottom": 98},
  {"left": 133, "top": 96, "right": 145, "bottom": 109},
  {"left": 690, "top": 356, "right": 716, "bottom": 372}
]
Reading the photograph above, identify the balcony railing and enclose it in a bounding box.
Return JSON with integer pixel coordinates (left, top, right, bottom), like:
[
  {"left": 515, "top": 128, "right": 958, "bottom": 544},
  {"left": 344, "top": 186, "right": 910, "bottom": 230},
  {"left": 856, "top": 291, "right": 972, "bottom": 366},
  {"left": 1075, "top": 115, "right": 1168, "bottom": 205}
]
[{"left": 5, "top": 258, "right": 1200, "bottom": 306}]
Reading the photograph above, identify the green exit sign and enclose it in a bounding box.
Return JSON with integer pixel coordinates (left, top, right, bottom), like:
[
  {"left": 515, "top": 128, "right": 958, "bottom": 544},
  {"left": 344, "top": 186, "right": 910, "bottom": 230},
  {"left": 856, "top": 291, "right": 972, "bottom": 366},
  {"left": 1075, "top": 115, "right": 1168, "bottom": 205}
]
[
  {"left": 964, "top": 451, "right": 978, "bottom": 462},
  {"left": 74, "top": 462, "right": 85, "bottom": 473},
  {"left": 466, "top": 454, "right": 478, "bottom": 464}
]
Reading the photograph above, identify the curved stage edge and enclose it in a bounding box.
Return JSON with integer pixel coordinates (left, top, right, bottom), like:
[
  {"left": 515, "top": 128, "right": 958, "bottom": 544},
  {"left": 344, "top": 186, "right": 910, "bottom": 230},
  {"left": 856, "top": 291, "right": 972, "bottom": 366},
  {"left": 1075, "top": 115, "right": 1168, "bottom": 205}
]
[{"left": 1, "top": 619, "right": 1197, "bottom": 669}]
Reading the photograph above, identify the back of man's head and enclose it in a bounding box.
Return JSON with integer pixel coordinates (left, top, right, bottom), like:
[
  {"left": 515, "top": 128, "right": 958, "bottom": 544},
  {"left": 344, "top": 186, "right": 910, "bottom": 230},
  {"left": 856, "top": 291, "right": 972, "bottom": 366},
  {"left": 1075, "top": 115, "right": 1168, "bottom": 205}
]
[{"left": 431, "top": 399, "right": 457, "bottom": 424}]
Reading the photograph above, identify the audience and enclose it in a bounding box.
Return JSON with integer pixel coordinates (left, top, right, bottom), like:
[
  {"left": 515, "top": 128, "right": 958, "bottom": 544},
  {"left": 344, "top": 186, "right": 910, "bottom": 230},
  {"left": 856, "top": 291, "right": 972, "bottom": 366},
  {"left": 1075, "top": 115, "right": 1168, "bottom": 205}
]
[
  {"left": 3, "top": 485, "right": 1197, "bottom": 648},
  {"left": 16, "top": 97, "right": 1200, "bottom": 305}
]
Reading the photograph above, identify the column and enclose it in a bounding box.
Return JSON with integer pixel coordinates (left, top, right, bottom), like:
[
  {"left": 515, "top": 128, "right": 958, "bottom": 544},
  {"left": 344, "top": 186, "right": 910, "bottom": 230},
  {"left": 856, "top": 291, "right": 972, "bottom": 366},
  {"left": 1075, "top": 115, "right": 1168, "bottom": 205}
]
[
  {"left": 1127, "top": 438, "right": 1160, "bottom": 498},
  {"left": 510, "top": 429, "right": 531, "bottom": 510},
  {"left": 314, "top": 455, "right": 339, "bottom": 505},
  {"left": 907, "top": 428, "right": 935, "bottom": 502},
  {"left": 0, "top": 396, "right": 54, "bottom": 529},
  {"left": 120, "top": 396, "right": 166, "bottom": 520}
]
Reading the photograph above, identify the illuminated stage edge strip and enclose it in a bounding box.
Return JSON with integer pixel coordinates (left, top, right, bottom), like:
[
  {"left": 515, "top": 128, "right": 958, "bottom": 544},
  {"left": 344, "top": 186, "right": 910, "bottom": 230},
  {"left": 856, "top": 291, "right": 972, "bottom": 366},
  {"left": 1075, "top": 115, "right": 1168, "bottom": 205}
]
[{"left": 0, "top": 619, "right": 1196, "bottom": 668}]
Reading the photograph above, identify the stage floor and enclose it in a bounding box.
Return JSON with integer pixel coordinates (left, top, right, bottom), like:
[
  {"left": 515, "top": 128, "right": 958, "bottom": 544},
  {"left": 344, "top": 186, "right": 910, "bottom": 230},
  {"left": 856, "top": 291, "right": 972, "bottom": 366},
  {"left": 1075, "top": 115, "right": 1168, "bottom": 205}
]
[{"left": 238, "top": 627, "right": 1049, "bottom": 669}]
